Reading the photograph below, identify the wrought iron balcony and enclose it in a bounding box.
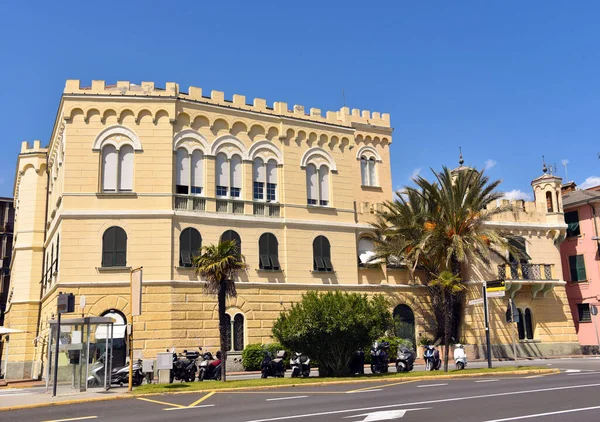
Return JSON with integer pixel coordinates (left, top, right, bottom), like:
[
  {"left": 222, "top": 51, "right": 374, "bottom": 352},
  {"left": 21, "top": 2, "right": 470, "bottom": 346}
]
[{"left": 497, "top": 263, "right": 556, "bottom": 281}]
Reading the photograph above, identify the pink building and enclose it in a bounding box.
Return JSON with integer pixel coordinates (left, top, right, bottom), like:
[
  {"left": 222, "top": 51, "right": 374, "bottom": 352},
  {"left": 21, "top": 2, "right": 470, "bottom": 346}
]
[{"left": 560, "top": 186, "right": 600, "bottom": 353}]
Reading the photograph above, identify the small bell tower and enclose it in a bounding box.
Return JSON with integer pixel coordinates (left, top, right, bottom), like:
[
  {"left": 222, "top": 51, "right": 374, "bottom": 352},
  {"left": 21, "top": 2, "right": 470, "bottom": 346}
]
[{"left": 531, "top": 156, "right": 563, "bottom": 224}]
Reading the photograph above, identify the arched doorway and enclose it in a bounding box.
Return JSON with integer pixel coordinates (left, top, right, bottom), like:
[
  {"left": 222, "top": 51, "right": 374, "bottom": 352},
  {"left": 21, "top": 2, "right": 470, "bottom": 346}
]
[
  {"left": 99, "top": 310, "right": 127, "bottom": 367},
  {"left": 393, "top": 304, "right": 416, "bottom": 349}
]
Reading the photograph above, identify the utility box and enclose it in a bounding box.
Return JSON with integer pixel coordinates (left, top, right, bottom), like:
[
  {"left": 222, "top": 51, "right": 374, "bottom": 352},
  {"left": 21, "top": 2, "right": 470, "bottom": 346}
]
[{"left": 156, "top": 352, "right": 172, "bottom": 384}]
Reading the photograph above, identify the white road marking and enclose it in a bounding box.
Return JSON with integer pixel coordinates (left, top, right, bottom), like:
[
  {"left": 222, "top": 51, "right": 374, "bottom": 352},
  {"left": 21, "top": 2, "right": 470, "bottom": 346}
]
[
  {"left": 483, "top": 405, "right": 600, "bottom": 421},
  {"left": 475, "top": 379, "right": 499, "bottom": 383},
  {"left": 564, "top": 369, "right": 581, "bottom": 373},
  {"left": 567, "top": 371, "right": 600, "bottom": 376},
  {"left": 343, "top": 408, "right": 429, "bottom": 420},
  {"left": 164, "top": 405, "right": 215, "bottom": 411},
  {"left": 521, "top": 375, "right": 546, "bottom": 379},
  {"left": 347, "top": 389, "right": 383, "bottom": 394},
  {"left": 266, "top": 396, "right": 308, "bottom": 402},
  {"left": 42, "top": 417, "right": 98, "bottom": 422},
  {"left": 244, "top": 382, "right": 600, "bottom": 422},
  {"left": 416, "top": 383, "right": 448, "bottom": 388}
]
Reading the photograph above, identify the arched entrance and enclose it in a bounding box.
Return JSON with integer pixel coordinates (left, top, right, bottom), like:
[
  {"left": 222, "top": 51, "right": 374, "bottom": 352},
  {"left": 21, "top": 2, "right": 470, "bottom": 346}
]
[
  {"left": 99, "top": 310, "right": 127, "bottom": 367},
  {"left": 393, "top": 304, "right": 416, "bottom": 348}
]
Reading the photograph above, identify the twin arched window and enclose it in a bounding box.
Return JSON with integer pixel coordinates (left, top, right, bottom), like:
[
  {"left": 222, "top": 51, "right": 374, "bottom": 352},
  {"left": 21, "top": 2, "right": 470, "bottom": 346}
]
[
  {"left": 517, "top": 308, "right": 534, "bottom": 340},
  {"left": 221, "top": 230, "right": 242, "bottom": 255},
  {"left": 176, "top": 148, "right": 204, "bottom": 195},
  {"left": 216, "top": 153, "right": 242, "bottom": 198},
  {"left": 360, "top": 156, "right": 377, "bottom": 186},
  {"left": 306, "top": 164, "right": 330, "bottom": 206},
  {"left": 102, "top": 145, "right": 134, "bottom": 192},
  {"left": 102, "top": 227, "right": 127, "bottom": 267},
  {"left": 179, "top": 228, "right": 202, "bottom": 267},
  {"left": 253, "top": 158, "right": 278, "bottom": 202},
  {"left": 224, "top": 313, "right": 245, "bottom": 352},
  {"left": 313, "top": 235, "right": 333, "bottom": 272},
  {"left": 258, "top": 233, "right": 280, "bottom": 270}
]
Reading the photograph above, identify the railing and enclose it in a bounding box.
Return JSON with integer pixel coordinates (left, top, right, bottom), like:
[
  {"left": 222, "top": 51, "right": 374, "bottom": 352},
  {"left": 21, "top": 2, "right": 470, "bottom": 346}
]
[
  {"left": 253, "top": 203, "right": 281, "bottom": 217},
  {"left": 216, "top": 199, "right": 244, "bottom": 214},
  {"left": 175, "top": 195, "right": 206, "bottom": 212},
  {"left": 497, "top": 263, "right": 555, "bottom": 281}
]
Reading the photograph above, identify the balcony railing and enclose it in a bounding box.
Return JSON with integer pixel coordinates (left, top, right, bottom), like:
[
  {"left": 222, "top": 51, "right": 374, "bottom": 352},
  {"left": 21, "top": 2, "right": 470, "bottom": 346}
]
[
  {"left": 216, "top": 200, "right": 244, "bottom": 214},
  {"left": 253, "top": 203, "right": 281, "bottom": 217},
  {"left": 174, "top": 195, "right": 206, "bottom": 212},
  {"left": 497, "top": 263, "right": 555, "bottom": 281}
]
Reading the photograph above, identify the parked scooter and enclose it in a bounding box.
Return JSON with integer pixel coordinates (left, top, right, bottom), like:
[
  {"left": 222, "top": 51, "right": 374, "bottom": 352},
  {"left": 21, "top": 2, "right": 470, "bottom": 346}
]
[
  {"left": 423, "top": 345, "right": 441, "bottom": 371},
  {"left": 87, "top": 354, "right": 107, "bottom": 388},
  {"left": 261, "top": 350, "right": 286, "bottom": 378},
  {"left": 395, "top": 347, "right": 416, "bottom": 373},
  {"left": 290, "top": 352, "right": 310, "bottom": 378},
  {"left": 169, "top": 349, "right": 199, "bottom": 383},
  {"left": 348, "top": 350, "right": 365, "bottom": 375},
  {"left": 370, "top": 341, "right": 390, "bottom": 374},
  {"left": 454, "top": 344, "right": 467, "bottom": 370},
  {"left": 198, "top": 350, "right": 222, "bottom": 381},
  {"left": 111, "top": 359, "right": 144, "bottom": 386}
]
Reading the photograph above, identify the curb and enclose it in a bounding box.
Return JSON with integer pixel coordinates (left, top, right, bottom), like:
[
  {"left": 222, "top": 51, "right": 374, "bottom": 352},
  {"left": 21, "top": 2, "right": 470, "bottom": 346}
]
[
  {"left": 0, "top": 368, "right": 558, "bottom": 411},
  {"left": 132, "top": 367, "right": 558, "bottom": 396}
]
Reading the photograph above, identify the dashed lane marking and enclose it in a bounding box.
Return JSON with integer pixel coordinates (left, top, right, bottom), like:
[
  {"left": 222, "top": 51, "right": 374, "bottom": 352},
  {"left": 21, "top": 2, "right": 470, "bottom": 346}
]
[
  {"left": 266, "top": 396, "right": 309, "bottom": 402},
  {"left": 136, "top": 397, "right": 186, "bottom": 409},
  {"left": 475, "top": 379, "right": 499, "bottom": 383},
  {"left": 41, "top": 417, "right": 98, "bottom": 422},
  {"left": 567, "top": 371, "right": 600, "bottom": 376},
  {"left": 345, "top": 380, "right": 416, "bottom": 393},
  {"left": 484, "top": 405, "right": 600, "bottom": 421},
  {"left": 416, "top": 383, "right": 448, "bottom": 388}
]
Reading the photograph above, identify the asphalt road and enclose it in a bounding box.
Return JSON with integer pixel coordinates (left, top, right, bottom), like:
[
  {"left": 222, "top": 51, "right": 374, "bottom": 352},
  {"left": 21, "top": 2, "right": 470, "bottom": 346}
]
[{"left": 4, "top": 357, "right": 600, "bottom": 422}]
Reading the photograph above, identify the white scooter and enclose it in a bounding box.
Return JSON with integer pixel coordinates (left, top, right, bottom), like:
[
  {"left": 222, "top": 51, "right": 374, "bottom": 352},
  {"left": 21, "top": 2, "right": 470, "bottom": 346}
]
[{"left": 454, "top": 344, "right": 467, "bottom": 370}]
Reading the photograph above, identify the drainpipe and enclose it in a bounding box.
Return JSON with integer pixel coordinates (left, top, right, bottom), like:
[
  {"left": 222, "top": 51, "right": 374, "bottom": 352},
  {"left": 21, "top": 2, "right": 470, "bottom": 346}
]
[{"left": 588, "top": 200, "right": 600, "bottom": 257}]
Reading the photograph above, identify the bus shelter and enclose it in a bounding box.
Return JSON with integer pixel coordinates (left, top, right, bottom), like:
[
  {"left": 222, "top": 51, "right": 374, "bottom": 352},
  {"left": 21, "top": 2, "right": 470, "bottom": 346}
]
[{"left": 46, "top": 317, "right": 114, "bottom": 394}]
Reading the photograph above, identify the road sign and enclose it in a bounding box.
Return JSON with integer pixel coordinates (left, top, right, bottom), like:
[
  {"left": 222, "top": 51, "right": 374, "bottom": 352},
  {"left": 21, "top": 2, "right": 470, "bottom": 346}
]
[
  {"left": 592, "top": 305, "right": 598, "bottom": 316},
  {"left": 57, "top": 293, "right": 75, "bottom": 314},
  {"left": 487, "top": 290, "right": 506, "bottom": 298},
  {"left": 486, "top": 280, "right": 506, "bottom": 292},
  {"left": 469, "top": 298, "right": 484, "bottom": 306}
]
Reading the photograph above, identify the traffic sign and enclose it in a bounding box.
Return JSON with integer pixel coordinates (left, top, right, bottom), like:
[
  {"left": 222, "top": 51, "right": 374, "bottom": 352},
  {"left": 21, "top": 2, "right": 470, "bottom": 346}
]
[
  {"left": 486, "top": 280, "right": 506, "bottom": 292},
  {"left": 468, "top": 298, "right": 484, "bottom": 306},
  {"left": 487, "top": 290, "right": 506, "bottom": 298}
]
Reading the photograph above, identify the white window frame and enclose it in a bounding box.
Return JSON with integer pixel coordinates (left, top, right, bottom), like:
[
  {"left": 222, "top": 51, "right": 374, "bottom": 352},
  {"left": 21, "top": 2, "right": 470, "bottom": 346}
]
[
  {"left": 101, "top": 144, "right": 134, "bottom": 193},
  {"left": 175, "top": 148, "right": 204, "bottom": 196}
]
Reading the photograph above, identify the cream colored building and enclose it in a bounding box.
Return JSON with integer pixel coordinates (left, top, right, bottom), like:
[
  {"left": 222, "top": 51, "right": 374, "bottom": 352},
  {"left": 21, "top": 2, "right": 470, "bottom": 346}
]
[{"left": 2, "top": 80, "right": 578, "bottom": 380}]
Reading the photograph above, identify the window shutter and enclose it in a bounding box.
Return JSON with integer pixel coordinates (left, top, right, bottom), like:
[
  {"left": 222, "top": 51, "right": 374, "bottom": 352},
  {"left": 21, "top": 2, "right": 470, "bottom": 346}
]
[
  {"left": 360, "top": 158, "right": 368, "bottom": 185},
  {"left": 576, "top": 255, "right": 587, "bottom": 281},
  {"left": 266, "top": 160, "right": 277, "bottom": 185},
  {"left": 233, "top": 314, "right": 244, "bottom": 351},
  {"left": 224, "top": 314, "right": 232, "bottom": 351},
  {"left": 216, "top": 153, "right": 228, "bottom": 187},
  {"left": 358, "top": 238, "right": 375, "bottom": 264},
  {"left": 118, "top": 145, "right": 134, "bottom": 191},
  {"left": 176, "top": 148, "right": 189, "bottom": 187},
  {"left": 55, "top": 235, "right": 59, "bottom": 273},
  {"left": 102, "top": 145, "right": 118, "bottom": 191},
  {"left": 191, "top": 150, "right": 203, "bottom": 191},
  {"left": 319, "top": 165, "right": 330, "bottom": 203},
  {"left": 190, "top": 228, "right": 201, "bottom": 257},
  {"left": 254, "top": 158, "right": 265, "bottom": 183},
  {"left": 114, "top": 228, "right": 127, "bottom": 267},
  {"left": 524, "top": 309, "right": 534, "bottom": 340},
  {"left": 102, "top": 227, "right": 116, "bottom": 267},
  {"left": 517, "top": 309, "right": 525, "bottom": 340},
  {"left": 368, "top": 159, "right": 377, "bottom": 186},
  {"left": 180, "top": 228, "right": 191, "bottom": 266},
  {"left": 231, "top": 155, "right": 242, "bottom": 189},
  {"left": 306, "top": 164, "right": 317, "bottom": 201}
]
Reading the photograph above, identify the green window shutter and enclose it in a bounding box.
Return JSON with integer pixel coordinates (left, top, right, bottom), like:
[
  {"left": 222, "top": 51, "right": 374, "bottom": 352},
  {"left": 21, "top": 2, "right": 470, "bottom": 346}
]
[
  {"left": 565, "top": 211, "right": 581, "bottom": 237},
  {"left": 576, "top": 255, "right": 587, "bottom": 281},
  {"left": 569, "top": 256, "right": 578, "bottom": 281}
]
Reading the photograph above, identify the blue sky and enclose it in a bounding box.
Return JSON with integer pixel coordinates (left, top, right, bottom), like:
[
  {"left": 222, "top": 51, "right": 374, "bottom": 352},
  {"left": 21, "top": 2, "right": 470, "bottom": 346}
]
[{"left": 1, "top": 1, "right": 599, "bottom": 199}]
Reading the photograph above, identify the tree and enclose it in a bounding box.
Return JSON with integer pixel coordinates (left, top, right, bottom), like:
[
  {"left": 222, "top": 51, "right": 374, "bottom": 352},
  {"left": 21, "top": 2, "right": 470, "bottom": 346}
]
[
  {"left": 272, "top": 291, "right": 392, "bottom": 377},
  {"left": 373, "top": 166, "right": 523, "bottom": 372},
  {"left": 193, "top": 240, "right": 247, "bottom": 382}
]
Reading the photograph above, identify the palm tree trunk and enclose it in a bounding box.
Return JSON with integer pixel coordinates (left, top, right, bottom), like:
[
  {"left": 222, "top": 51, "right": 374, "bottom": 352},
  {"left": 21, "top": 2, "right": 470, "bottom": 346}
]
[
  {"left": 443, "top": 289, "right": 450, "bottom": 372},
  {"left": 218, "top": 281, "right": 228, "bottom": 382}
]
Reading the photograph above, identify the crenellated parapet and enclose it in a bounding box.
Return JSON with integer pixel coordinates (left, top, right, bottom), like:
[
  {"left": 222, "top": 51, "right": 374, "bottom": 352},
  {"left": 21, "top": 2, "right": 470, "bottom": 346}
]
[{"left": 63, "top": 80, "right": 391, "bottom": 129}]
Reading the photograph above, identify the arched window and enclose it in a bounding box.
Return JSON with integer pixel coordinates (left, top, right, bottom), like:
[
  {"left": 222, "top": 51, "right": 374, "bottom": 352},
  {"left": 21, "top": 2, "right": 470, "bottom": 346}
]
[
  {"left": 313, "top": 235, "right": 332, "bottom": 272},
  {"left": 179, "top": 228, "right": 202, "bottom": 267},
  {"left": 357, "top": 237, "right": 376, "bottom": 266},
  {"left": 368, "top": 158, "right": 377, "bottom": 186},
  {"left": 118, "top": 145, "right": 134, "bottom": 191},
  {"left": 233, "top": 314, "right": 244, "bottom": 351},
  {"left": 306, "top": 164, "right": 318, "bottom": 205},
  {"left": 216, "top": 153, "right": 228, "bottom": 197},
  {"left": 99, "top": 310, "right": 127, "bottom": 367},
  {"left": 259, "top": 233, "right": 280, "bottom": 270},
  {"left": 517, "top": 308, "right": 525, "bottom": 340},
  {"left": 546, "top": 191, "right": 553, "bottom": 212},
  {"left": 266, "top": 159, "right": 277, "bottom": 202},
  {"left": 101, "top": 144, "right": 134, "bottom": 193},
  {"left": 221, "top": 230, "right": 242, "bottom": 255},
  {"left": 524, "top": 308, "right": 534, "bottom": 340},
  {"left": 230, "top": 155, "right": 242, "bottom": 198},
  {"left": 319, "top": 165, "right": 329, "bottom": 206},
  {"left": 393, "top": 304, "right": 416, "bottom": 346},
  {"left": 102, "top": 227, "right": 127, "bottom": 267},
  {"left": 191, "top": 150, "right": 204, "bottom": 195},
  {"left": 360, "top": 157, "right": 368, "bottom": 186},
  {"left": 253, "top": 158, "right": 265, "bottom": 201},
  {"left": 360, "top": 156, "right": 378, "bottom": 187},
  {"left": 101, "top": 145, "right": 118, "bottom": 192},
  {"left": 176, "top": 148, "right": 204, "bottom": 195},
  {"left": 224, "top": 314, "right": 232, "bottom": 351}
]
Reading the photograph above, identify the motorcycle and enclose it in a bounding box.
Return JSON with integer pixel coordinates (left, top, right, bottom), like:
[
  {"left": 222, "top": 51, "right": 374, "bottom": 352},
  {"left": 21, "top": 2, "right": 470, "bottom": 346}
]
[
  {"left": 370, "top": 341, "right": 390, "bottom": 374},
  {"left": 349, "top": 350, "right": 365, "bottom": 375},
  {"left": 395, "top": 347, "right": 416, "bottom": 373},
  {"left": 110, "top": 359, "right": 144, "bottom": 387},
  {"left": 423, "top": 345, "right": 441, "bottom": 371},
  {"left": 87, "top": 354, "right": 107, "bottom": 388},
  {"left": 261, "top": 350, "right": 286, "bottom": 378},
  {"left": 198, "top": 350, "right": 222, "bottom": 381},
  {"left": 454, "top": 344, "right": 467, "bottom": 370},
  {"left": 170, "top": 349, "right": 199, "bottom": 383},
  {"left": 290, "top": 352, "right": 310, "bottom": 378}
]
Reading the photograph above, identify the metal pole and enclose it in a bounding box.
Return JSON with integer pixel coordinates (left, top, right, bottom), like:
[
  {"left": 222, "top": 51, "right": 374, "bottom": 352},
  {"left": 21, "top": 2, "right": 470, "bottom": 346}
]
[
  {"left": 128, "top": 270, "right": 133, "bottom": 392},
  {"left": 104, "top": 327, "right": 108, "bottom": 389},
  {"left": 52, "top": 312, "right": 61, "bottom": 397},
  {"left": 511, "top": 299, "right": 518, "bottom": 368},
  {"left": 483, "top": 283, "right": 492, "bottom": 368},
  {"left": 593, "top": 312, "right": 600, "bottom": 355},
  {"left": 3, "top": 339, "right": 8, "bottom": 381}
]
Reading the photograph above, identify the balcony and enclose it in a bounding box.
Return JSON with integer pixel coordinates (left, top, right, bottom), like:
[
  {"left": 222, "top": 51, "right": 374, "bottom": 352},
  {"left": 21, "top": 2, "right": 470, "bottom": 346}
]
[
  {"left": 497, "top": 263, "right": 555, "bottom": 281},
  {"left": 174, "top": 195, "right": 206, "bottom": 212},
  {"left": 216, "top": 199, "right": 244, "bottom": 214},
  {"left": 253, "top": 203, "right": 281, "bottom": 217}
]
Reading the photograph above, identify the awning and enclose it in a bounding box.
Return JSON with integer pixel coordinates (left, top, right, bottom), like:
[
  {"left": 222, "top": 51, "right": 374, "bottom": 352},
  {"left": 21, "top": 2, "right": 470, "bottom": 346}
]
[
  {"left": 95, "top": 325, "right": 126, "bottom": 340},
  {"left": 0, "top": 327, "right": 24, "bottom": 336}
]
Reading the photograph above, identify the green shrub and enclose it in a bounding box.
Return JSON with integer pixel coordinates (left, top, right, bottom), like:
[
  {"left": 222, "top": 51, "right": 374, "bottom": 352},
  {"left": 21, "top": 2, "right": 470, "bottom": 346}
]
[
  {"left": 241, "top": 343, "right": 264, "bottom": 371},
  {"left": 273, "top": 291, "right": 392, "bottom": 377}
]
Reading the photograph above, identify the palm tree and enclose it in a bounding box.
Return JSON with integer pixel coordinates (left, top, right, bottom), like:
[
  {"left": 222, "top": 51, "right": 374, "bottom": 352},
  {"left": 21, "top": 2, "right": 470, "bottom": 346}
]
[
  {"left": 373, "top": 166, "right": 524, "bottom": 371},
  {"left": 193, "top": 240, "right": 247, "bottom": 382}
]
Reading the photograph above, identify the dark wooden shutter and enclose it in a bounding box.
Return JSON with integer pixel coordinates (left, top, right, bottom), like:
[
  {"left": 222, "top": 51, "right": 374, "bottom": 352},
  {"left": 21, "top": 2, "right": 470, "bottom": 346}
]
[
  {"left": 115, "top": 228, "right": 127, "bottom": 267},
  {"left": 190, "top": 229, "right": 201, "bottom": 257},
  {"left": 570, "top": 255, "right": 587, "bottom": 282},
  {"left": 524, "top": 309, "right": 534, "bottom": 340},
  {"left": 102, "top": 227, "right": 116, "bottom": 267},
  {"left": 313, "top": 236, "right": 322, "bottom": 271},
  {"left": 517, "top": 309, "right": 525, "bottom": 340},
  {"left": 180, "top": 229, "right": 191, "bottom": 267},
  {"left": 55, "top": 235, "right": 59, "bottom": 273},
  {"left": 268, "top": 234, "right": 279, "bottom": 270},
  {"left": 224, "top": 314, "right": 232, "bottom": 351},
  {"left": 259, "top": 234, "right": 270, "bottom": 269},
  {"left": 233, "top": 314, "right": 244, "bottom": 351},
  {"left": 221, "top": 230, "right": 241, "bottom": 255}
]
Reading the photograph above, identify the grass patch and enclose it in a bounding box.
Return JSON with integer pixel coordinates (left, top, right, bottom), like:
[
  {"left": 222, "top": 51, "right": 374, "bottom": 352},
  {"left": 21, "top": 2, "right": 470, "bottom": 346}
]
[{"left": 133, "top": 365, "right": 547, "bottom": 395}]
